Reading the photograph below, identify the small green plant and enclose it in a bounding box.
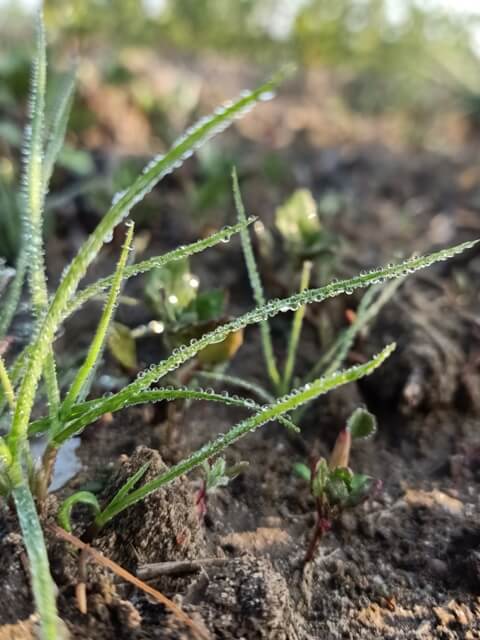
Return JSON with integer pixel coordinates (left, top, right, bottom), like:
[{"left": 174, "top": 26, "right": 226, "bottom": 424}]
[
  {"left": 195, "top": 456, "right": 248, "bottom": 519},
  {"left": 294, "top": 407, "right": 378, "bottom": 563},
  {"left": 144, "top": 256, "right": 243, "bottom": 367},
  {"left": 0, "top": 10, "right": 477, "bottom": 639}
]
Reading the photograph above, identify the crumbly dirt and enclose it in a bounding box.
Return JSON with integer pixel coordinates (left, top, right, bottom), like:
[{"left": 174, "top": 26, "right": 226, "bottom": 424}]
[{"left": 2, "top": 60, "right": 480, "bottom": 639}]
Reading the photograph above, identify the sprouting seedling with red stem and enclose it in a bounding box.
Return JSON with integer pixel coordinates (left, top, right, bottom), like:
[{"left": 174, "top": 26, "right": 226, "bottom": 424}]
[
  {"left": 294, "top": 407, "right": 378, "bottom": 564},
  {"left": 195, "top": 457, "right": 248, "bottom": 520}
]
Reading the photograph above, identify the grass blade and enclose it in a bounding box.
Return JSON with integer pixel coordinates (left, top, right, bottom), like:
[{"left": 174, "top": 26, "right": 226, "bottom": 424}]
[
  {"left": 50, "top": 386, "right": 299, "bottom": 444},
  {"left": 307, "top": 276, "right": 405, "bottom": 382},
  {"left": 281, "top": 260, "right": 312, "bottom": 394},
  {"left": 232, "top": 167, "right": 280, "bottom": 389},
  {"left": 43, "top": 68, "right": 76, "bottom": 191},
  {"left": 12, "top": 482, "right": 61, "bottom": 640},
  {"left": 0, "top": 355, "right": 16, "bottom": 411},
  {"left": 24, "top": 10, "right": 47, "bottom": 318},
  {"left": 95, "top": 344, "right": 395, "bottom": 527},
  {"left": 196, "top": 370, "right": 276, "bottom": 404},
  {"left": 58, "top": 491, "right": 100, "bottom": 533},
  {"left": 75, "top": 239, "right": 478, "bottom": 428},
  {"left": 60, "top": 221, "right": 134, "bottom": 419},
  {"left": 103, "top": 462, "right": 150, "bottom": 511},
  {"left": 0, "top": 247, "right": 29, "bottom": 339},
  {"left": 65, "top": 218, "right": 255, "bottom": 318}
]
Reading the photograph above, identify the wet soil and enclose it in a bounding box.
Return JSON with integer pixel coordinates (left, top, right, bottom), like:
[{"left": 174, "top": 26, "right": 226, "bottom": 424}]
[{"left": 2, "top": 60, "right": 480, "bottom": 639}]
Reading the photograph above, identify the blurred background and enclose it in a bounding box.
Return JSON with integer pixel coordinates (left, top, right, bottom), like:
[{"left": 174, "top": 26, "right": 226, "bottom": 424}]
[{"left": 2, "top": 0, "right": 480, "bottom": 274}]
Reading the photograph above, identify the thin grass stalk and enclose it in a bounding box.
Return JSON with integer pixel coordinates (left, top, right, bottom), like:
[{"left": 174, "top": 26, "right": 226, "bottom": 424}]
[
  {"left": 51, "top": 387, "right": 299, "bottom": 444},
  {"left": 0, "top": 247, "right": 29, "bottom": 339},
  {"left": 23, "top": 12, "right": 61, "bottom": 434},
  {"left": 61, "top": 222, "right": 134, "bottom": 418},
  {"left": 65, "top": 218, "right": 255, "bottom": 318},
  {"left": 281, "top": 260, "right": 312, "bottom": 394},
  {"left": 196, "top": 370, "right": 276, "bottom": 403},
  {"left": 232, "top": 167, "right": 280, "bottom": 389}
]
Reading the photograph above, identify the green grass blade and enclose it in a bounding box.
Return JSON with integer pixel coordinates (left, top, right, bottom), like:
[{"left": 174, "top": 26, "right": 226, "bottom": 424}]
[
  {"left": 22, "top": 11, "right": 61, "bottom": 439},
  {"left": 95, "top": 343, "right": 395, "bottom": 527},
  {"left": 58, "top": 491, "right": 100, "bottom": 533},
  {"left": 51, "top": 386, "right": 299, "bottom": 444},
  {"left": 196, "top": 370, "right": 276, "bottom": 404},
  {"left": 43, "top": 69, "right": 76, "bottom": 191},
  {"left": 9, "top": 71, "right": 291, "bottom": 455},
  {"left": 281, "top": 260, "right": 312, "bottom": 394},
  {"left": 12, "top": 481, "right": 61, "bottom": 640},
  {"left": 232, "top": 167, "right": 280, "bottom": 389},
  {"left": 0, "top": 246, "right": 29, "bottom": 339},
  {"left": 24, "top": 10, "right": 47, "bottom": 317},
  {"left": 103, "top": 462, "right": 150, "bottom": 511},
  {"left": 60, "top": 222, "right": 134, "bottom": 419},
  {"left": 0, "top": 355, "right": 16, "bottom": 411},
  {"left": 307, "top": 277, "right": 404, "bottom": 382},
  {"left": 65, "top": 218, "right": 255, "bottom": 318},
  {"left": 78, "top": 239, "right": 478, "bottom": 425}
]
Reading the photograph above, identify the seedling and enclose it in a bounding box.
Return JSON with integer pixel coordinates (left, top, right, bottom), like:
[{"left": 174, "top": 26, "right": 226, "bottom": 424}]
[
  {"left": 109, "top": 256, "right": 244, "bottom": 374},
  {"left": 0, "top": 10, "right": 476, "bottom": 638},
  {"left": 145, "top": 257, "right": 243, "bottom": 367},
  {"left": 195, "top": 457, "right": 248, "bottom": 519},
  {"left": 294, "top": 408, "right": 378, "bottom": 563},
  {"left": 275, "top": 188, "right": 336, "bottom": 261}
]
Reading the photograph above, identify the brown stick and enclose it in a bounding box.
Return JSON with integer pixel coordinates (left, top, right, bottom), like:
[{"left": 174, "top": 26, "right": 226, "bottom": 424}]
[
  {"left": 76, "top": 548, "right": 89, "bottom": 614},
  {"left": 138, "top": 557, "right": 229, "bottom": 580},
  {"left": 50, "top": 525, "right": 210, "bottom": 640}
]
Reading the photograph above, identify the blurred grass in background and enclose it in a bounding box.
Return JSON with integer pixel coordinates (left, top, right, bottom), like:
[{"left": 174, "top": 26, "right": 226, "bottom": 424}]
[
  {"left": 2, "top": 0, "right": 480, "bottom": 262},
  {"left": 1, "top": 0, "right": 479, "bottom": 115}
]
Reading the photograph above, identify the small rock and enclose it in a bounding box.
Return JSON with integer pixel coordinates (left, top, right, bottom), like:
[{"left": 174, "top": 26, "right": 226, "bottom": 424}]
[
  {"left": 403, "top": 489, "right": 464, "bottom": 516},
  {"left": 428, "top": 558, "right": 448, "bottom": 577},
  {"left": 340, "top": 512, "right": 357, "bottom": 532}
]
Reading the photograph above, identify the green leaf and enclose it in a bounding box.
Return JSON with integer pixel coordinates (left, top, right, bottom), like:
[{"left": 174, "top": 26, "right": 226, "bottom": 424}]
[
  {"left": 107, "top": 322, "right": 138, "bottom": 372},
  {"left": 204, "top": 457, "right": 228, "bottom": 491},
  {"left": 57, "top": 491, "right": 100, "bottom": 533},
  {"left": 189, "top": 289, "right": 225, "bottom": 324},
  {"left": 311, "top": 458, "right": 329, "bottom": 497},
  {"left": 203, "top": 457, "right": 247, "bottom": 493},
  {"left": 49, "top": 386, "right": 299, "bottom": 445},
  {"left": 293, "top": 462, "right": 311, "bottom": 482},
  {"left": 0, "top": 435, "right": 12, "bottom": 467},
  {"left": 347, "top": 407, "right": 377, "bottom": 439},
  {"left": 325, "top": 476, "right": 350, "bottom": 506},
  {"left": 275, "top": 189, "right": 328, "bottom": 257},
  {"left": 145, "top": 258, "right": 198, "bottom": 324},
  {"left": 346, "top": 473, "right": 375, "bottom": 507}
]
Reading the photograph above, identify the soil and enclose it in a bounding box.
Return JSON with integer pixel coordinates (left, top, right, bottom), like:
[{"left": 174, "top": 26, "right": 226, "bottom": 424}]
[{"left": 2, "top": 59, "right": 480, "bottom": 639}]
